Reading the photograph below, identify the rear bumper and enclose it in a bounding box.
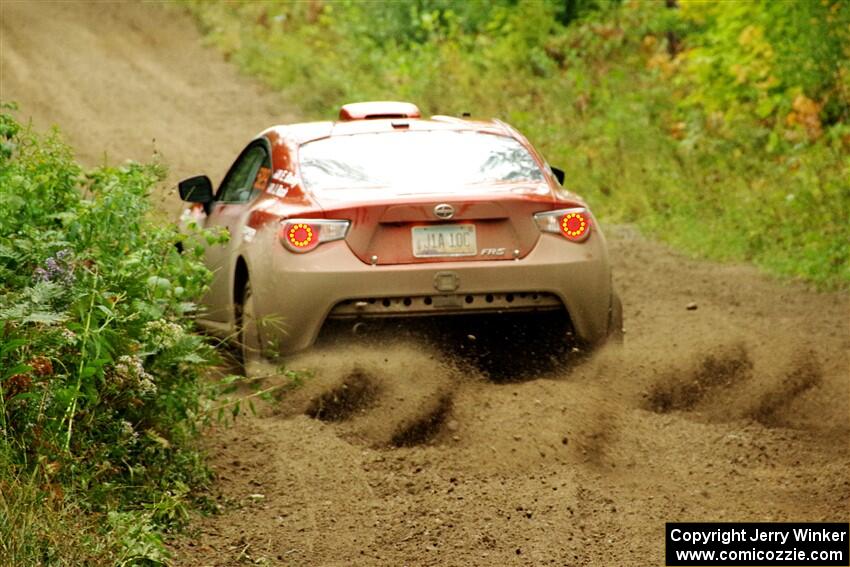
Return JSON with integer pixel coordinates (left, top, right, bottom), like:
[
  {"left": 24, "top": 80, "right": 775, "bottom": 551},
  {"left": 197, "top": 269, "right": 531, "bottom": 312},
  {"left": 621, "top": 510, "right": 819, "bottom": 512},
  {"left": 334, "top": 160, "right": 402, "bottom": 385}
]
[{"left": 250, "top": 231, "right": 613, "bottom": 354}]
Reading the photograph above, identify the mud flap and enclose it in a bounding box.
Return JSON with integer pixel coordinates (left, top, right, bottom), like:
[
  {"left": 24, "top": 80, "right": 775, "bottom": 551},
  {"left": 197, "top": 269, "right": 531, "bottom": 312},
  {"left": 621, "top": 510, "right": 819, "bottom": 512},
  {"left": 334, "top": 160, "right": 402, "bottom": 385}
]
[{"left": 607, "top": 291, "right": 624, "bottom": 345}]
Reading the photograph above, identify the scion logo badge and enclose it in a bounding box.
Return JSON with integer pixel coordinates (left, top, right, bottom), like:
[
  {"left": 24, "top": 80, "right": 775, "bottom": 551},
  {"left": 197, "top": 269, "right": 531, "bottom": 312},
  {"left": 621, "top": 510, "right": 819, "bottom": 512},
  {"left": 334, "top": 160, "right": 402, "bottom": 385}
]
[{"left": 433, "top": 203, "right": 454, "bottom": 219}]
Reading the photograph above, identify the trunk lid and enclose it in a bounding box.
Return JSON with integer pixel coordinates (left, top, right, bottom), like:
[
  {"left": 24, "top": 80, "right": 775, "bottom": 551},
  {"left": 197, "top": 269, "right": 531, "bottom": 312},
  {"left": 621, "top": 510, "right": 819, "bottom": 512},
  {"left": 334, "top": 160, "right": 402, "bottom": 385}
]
[{"left": 314, "top": 184, "right": 557, "bottom": 265}]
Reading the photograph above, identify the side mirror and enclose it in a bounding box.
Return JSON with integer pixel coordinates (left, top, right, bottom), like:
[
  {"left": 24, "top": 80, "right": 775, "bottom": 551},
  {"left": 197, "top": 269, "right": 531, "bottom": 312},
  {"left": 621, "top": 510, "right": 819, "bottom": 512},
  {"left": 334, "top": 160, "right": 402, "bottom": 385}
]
[
  {"left": 550, "top": 166, "right": 565, "bottom": 186},
  {"left": 178, "top": 175, "right": 213, "bottom": 203}
]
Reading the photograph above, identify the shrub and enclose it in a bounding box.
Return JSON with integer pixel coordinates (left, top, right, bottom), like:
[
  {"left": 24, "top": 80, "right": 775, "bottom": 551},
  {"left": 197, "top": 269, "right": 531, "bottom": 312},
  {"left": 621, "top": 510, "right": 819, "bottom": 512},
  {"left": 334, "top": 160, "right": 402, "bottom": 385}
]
[{"left": 0, "top": 105, "right": 214, "bottom": 563}]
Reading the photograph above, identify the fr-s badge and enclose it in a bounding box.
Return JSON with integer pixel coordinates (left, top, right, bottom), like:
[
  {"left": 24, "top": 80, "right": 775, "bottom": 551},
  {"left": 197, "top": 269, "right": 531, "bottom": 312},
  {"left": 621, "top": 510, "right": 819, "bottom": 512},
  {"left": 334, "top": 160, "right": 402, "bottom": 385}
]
[{"left": 480, "top": 248, "right": 506, "bottom": 256}]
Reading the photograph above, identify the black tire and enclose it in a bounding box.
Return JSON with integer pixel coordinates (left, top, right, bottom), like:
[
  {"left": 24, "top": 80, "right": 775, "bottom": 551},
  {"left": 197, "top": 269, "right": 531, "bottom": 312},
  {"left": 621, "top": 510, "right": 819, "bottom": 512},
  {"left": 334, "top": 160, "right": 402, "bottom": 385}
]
[{"left": 235, "top": 281, "right": 262, "bottom": 375}]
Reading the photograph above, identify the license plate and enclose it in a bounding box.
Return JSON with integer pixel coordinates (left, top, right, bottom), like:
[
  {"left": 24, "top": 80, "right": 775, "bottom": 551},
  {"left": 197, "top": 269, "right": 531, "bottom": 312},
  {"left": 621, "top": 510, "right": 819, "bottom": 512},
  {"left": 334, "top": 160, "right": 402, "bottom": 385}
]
[{"left": 412, "top": 224, "right": 476, "bottom": 258}]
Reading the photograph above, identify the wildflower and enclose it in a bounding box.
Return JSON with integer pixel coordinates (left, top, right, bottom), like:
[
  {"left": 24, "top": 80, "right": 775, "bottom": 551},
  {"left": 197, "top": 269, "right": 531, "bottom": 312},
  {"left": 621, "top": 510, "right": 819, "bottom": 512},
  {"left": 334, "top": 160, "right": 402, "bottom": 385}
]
[
  {"left": 60, "top": 328, "right": 78, "bottom": 343},
  {"left": 120, "top": 420, "right": 139, "bottom": 441},
  {"left": 111, "top": 354, "right": 157, "bottom": 396},
  {"left": 138, "top": 376, "right": 157, "bottom": 396},
  {"left": 34, "top": 249, "right": 75, "bottom": 286},
  {"left": 4, "top": 373, "right": 32, "bottom": 397},
  {"left": 142, "top": 319, "right": 185, "bottom": 351},
  {"left": 29, "top": 356, "right": 53, "bottom": 377}
]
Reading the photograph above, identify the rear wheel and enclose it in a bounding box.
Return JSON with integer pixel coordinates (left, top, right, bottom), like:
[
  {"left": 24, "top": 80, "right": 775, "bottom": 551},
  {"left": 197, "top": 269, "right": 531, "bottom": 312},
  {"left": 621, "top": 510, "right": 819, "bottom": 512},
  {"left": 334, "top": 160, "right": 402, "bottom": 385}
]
[{"left": 236, "top": 281, "right": 263, "bottom": 376}]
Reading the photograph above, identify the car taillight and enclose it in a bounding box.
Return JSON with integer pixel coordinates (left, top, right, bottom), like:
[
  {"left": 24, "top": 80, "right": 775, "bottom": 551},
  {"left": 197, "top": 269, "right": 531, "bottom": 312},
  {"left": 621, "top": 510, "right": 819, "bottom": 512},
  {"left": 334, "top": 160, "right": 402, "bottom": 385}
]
[
  {"left": 279, "top": 219, "right": 350, "bottom": 253},
  {"left": 534, "top": 207, "right": 592, "bottom": 242}
]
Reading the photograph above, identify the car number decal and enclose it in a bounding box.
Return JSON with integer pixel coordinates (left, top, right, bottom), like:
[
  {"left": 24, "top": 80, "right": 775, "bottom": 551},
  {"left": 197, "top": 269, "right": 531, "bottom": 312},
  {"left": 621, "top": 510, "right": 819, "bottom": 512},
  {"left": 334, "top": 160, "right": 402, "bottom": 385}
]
[
  {"left": 266, "top": 169, "right": 296, "bottom": 197},
  {"left": 267, "top": 182, "right": 289, "bottom": 197}
]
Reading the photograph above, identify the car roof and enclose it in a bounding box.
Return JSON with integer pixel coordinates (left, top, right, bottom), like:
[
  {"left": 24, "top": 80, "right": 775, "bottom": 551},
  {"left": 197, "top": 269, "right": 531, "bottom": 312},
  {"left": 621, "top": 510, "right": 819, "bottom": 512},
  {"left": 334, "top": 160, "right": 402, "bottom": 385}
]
[{"left": 259, "top": 116, "right": 515, "bottom": 146}]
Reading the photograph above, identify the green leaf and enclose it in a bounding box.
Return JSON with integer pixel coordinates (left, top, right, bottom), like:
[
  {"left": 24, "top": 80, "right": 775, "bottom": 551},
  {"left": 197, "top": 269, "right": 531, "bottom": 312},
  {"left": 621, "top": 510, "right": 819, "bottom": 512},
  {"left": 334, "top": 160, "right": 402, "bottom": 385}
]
[
  {"left": 22, "top": 311, "right": 67, "bottom": 324},
  {"left": 0, "top": 339, "right": 28, "bottom": 356},
  {"left": 146, "top": 276, "right": 171, "bottom": 291},
  {"left": 2, "top": 363, "right": 31, "bottom": 379},
  {"left": 8, "top": 392, "right": 40, "bottom": 402},
  {"left": 176, "top": 352, "right": 206, "bottom": 364}
]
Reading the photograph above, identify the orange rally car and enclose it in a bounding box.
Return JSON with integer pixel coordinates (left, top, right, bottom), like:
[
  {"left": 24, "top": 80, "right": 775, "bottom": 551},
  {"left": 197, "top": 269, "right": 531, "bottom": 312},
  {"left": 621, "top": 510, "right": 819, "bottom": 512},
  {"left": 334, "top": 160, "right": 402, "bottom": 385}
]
[{"left": 178, "top": 101, "right": 622, "bottom": 366}]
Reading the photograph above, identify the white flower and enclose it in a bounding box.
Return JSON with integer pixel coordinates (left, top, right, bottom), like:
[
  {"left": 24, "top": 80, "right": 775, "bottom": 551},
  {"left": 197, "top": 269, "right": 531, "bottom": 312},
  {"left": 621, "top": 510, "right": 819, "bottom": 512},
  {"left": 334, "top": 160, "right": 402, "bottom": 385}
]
[
  {"left": 138, "top": 376, "right": 157, "bottom": 397},
  {"left": 111, "top": 354, "right": 156, "bottom": 395},
  {"left": 142, "top": 320, "right": 185, "bottom": 350},
  {"left": 120, "top": 420, "right": 139, "bottom": 440}
]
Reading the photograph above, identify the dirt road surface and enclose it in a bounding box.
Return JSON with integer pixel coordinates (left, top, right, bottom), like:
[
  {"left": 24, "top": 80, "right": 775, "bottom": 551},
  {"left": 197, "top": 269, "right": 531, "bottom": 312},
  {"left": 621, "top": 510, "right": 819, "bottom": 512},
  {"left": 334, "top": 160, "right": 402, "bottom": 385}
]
[
  {"left": 0, "top": 0, "right": 288, "bottom": 212},
  {"left": 2, "top": 3, "right": 848, "bottom": 566}
]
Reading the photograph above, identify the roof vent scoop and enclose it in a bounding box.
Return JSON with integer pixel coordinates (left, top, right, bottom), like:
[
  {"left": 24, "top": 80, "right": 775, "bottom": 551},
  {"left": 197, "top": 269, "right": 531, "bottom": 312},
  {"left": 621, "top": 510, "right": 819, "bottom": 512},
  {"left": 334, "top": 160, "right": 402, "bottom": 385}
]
[{"left": 339, "top": 101, "right": 421, "bottom": 121}]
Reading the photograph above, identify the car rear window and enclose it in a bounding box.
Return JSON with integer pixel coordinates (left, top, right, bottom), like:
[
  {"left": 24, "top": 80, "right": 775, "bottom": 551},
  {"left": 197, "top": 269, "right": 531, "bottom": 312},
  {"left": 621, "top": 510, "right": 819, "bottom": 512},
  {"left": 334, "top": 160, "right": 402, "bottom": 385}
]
[{"left": 298, "top": 130, "right": 545, "bottom": 192}]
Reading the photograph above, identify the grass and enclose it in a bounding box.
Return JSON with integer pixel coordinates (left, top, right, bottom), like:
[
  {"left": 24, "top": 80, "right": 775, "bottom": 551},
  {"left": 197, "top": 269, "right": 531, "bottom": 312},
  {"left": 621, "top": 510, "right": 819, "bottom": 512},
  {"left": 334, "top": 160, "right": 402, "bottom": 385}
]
[{"left": 0, "top": 453, "right": 168, "bottom": 565}]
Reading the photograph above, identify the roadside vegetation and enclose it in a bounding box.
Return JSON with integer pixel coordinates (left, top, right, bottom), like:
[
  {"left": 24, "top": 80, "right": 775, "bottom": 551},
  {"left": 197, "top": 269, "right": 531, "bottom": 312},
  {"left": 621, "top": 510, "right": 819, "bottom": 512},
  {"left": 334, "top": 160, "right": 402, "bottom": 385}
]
[
  {"left": 186, "top": 0, "right": 850, "bottom": 288},
  {"left": 0, "top": 106, "right": 216, "bottom": 564}
]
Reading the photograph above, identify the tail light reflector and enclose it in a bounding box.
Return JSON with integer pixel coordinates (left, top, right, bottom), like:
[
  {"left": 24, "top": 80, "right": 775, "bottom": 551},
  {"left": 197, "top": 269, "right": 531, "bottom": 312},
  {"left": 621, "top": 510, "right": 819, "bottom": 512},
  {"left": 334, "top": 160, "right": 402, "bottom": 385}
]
[
  {"left": 280, "top": 219, "right": 350, "bottom": 253},
  {"left": 534, "top": 207, "right": 592, "bottom": 242}
]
